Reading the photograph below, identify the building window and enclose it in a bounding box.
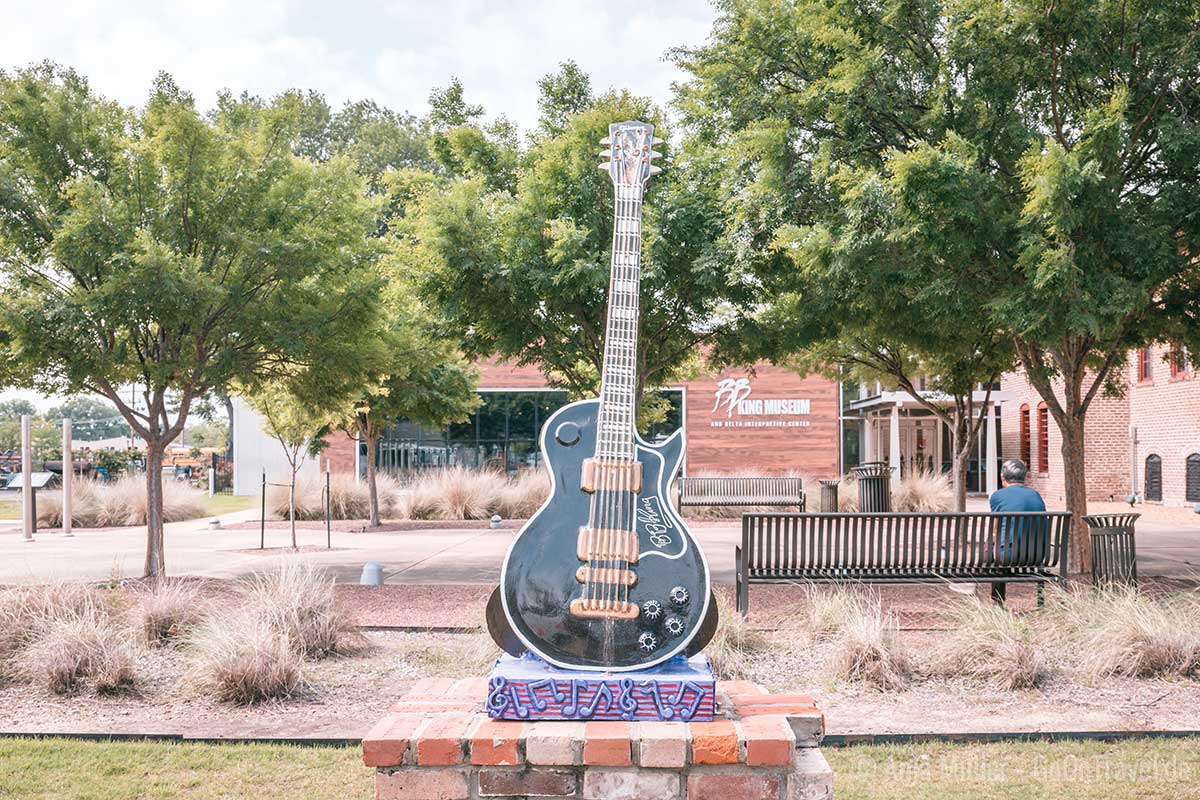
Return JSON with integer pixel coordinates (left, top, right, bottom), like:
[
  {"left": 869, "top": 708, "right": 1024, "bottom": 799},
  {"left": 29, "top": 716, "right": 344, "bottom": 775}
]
[
  {"left": 1169, "top": 343, "right": 1191, "bottom": 378},
  {"left": 1036, "top": 402, "right": 1049, "bottom": 474},
  {"left": 1019, "top": 403, "right": 1031, "bottom": 466},
  {"left": 1138, "top": 347, "right": 1153, "bottom": 381},
  {"left": 1144, "top": 454, "right": 1162, "bottom": 502},
  {"left": 1187, "top": 454, "right": 1200, "bottom": 503}
]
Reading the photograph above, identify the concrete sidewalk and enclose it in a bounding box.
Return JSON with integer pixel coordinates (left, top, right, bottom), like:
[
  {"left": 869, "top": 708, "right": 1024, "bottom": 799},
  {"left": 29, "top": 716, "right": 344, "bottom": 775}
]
[{"left": 0, "top": 509, "right": 1193, "bottom": 585}]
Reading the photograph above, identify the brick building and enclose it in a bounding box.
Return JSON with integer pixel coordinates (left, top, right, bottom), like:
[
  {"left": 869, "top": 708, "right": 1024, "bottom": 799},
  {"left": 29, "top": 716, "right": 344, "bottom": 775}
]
[{"left": 999, "top": 344, "right": 1200, "bottom": 507}]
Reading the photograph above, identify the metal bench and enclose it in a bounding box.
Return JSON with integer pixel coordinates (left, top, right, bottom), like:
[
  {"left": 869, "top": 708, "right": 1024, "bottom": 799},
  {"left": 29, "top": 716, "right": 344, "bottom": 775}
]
[
  {"left": 735, "top": 511, "right": 1070, "bottom": 616},
  {"left": 677, "top": 476, "right": 805, "bottom": 511}
]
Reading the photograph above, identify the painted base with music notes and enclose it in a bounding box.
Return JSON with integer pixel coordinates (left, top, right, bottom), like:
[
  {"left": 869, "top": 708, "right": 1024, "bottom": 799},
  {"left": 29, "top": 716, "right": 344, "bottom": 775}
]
[{"left": 485, "top": 652, "right": 715, "bottom": 722}]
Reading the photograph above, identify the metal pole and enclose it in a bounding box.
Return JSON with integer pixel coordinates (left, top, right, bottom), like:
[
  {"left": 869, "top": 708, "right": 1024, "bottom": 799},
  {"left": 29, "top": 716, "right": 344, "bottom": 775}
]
[
  {"left": 260, "top": 470, "right": 266, "bottom": 550},
  {"left": 325, "top": 459, "right": 332, "bottom": 549},
  {"left": 208, "top": 451, "right": 216, "bottom": 498},
  {"left": 21, "top": 414, "right": 33, "bottom": 542},
  {"left": 62, "top": 418, "right": 73, "bottom": 537}
]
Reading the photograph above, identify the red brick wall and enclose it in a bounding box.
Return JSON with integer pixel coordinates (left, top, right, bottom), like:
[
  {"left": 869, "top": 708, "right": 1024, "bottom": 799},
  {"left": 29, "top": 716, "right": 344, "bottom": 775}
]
[
  {"left": 999, "top": 371, "right": 1129, "bottom": 505},
  {"left": 1127, "top": 345, "right": 1200, "bottom": 505},
  {"left": 323, "top": 431, "right": 357, "bottom": 476}
]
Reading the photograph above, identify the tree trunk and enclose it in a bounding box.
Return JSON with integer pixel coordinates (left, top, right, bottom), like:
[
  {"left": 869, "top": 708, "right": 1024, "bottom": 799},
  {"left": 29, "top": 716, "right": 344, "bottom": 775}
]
[
  {"left": 289, "top": 474, "right": 297, "bottom": 550},
  {"left": 221, "top": 393, "right": 235, "bottom": 462},
  {"left": 1060, "top": 412, "right": 1091, "bottom": 574},
  {"left": 143, "top": 441, "right": 166, "bottom": 578},
  {"left": 950, "top": 448, "right": 969, "bottom": 512},
  {"left": 366, "top": 431, "right": 381, "bottom": 528}
]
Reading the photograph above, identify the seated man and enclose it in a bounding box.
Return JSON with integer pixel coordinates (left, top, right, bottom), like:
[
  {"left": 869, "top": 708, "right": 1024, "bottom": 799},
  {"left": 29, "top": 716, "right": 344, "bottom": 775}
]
[{"left": 989, "top": 459, "right": 1047, "bottom": 564}]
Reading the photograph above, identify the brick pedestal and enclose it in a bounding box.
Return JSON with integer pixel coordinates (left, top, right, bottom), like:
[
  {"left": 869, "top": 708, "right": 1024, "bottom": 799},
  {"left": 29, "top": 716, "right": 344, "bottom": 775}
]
[{"left": 363, "top": 677, "right": 832, "bottom": 800}]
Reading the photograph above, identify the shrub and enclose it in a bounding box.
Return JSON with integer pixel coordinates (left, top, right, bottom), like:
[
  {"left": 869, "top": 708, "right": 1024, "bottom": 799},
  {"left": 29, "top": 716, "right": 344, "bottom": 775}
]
[
  {"left": 706, "top": 593, "right": 774, "bottom": 680},
  {"left": 187, "top": 615, "right": 303, "bottom": 704},
  {"left": 132, "top": 581, "right": 211, "bottom": 647},
  {"left": 1048, "top": 587, "right": 1200, "bottom": 679},
  {"left": 928, "top": 599, "right": 1046, "bottom": 689},
  {"left": 267, "top": 473, "right": 403, "bottom": 521},
  {"left": 242, "top": 562, "right": 355, "bottom": 658},
  {"left": 36, "top": 476, "right": 206, "bottom": 528},
  {"left": 893, "top": 471, "right": 954, "bottom": 512}
]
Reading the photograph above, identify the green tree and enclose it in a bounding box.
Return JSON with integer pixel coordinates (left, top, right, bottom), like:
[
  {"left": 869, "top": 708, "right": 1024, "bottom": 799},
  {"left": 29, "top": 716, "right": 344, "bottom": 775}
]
[
  {"left": 326, "top": 274, "right": 480, "bottom": 527},
  {"left": 0, "top": 399, "right": 36, "bottom": 420},
  {"left": 535, "top": 61, "right": 593, "bottom": 139},
  {"left": 410, "top": 84, "right": 744, "bottom": 422},
  {"left": 675, "top": 0, "right": 1200, "bottom": 568},
  {"left": 46, "top": 396, "right": 129, "bottom": 440},
  {"left": 0, "top": 65, "right": 381, "bottom": 576}
]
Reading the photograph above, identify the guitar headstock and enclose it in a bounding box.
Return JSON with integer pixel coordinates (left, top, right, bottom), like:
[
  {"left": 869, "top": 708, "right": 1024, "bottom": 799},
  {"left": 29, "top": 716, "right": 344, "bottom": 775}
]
[{"left": 599, "top": 121, "right": 663, "bottom": 189}]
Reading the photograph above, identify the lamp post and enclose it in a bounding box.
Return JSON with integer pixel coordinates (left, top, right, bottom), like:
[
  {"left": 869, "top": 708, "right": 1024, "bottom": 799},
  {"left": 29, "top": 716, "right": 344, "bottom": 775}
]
[
  {"left": 21, "top": 415, "right": 33, "bottom": 542},
  {"left": 62, "top": 418, "right": 73, "bottom": 537}
]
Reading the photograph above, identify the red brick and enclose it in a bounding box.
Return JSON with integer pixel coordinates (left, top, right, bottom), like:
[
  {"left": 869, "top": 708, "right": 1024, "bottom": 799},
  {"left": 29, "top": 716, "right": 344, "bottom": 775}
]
[
  {"left": 687, "top": 773, "right": 780, "bottom": 800},
  {"left": 690, "top": 720, "right": 739, "bottom": 765},
  {"left": 526, "top": 721, "right": 584, "bottom": 765},
  {"left": 636, "top": 721, "right": 688, "bottom": 768},
  {"left": 450, "top": 676, "right": 489, "bottom": 697},
  {"left": 416, "top": 714, "right": 472, "bottom": 766},
  {"left": 375, "top": 767, "right": 469, "bottom": 800},
  {"left": 361, "top": 714, "right": 423, "bottom": 767},
  {"left": 389, "top": 700, "right": 478, "bottom": 714},
  {"left": 471, "top": 720, "right": 524, "bottom": 766},
  {"left": 582, "top": 769, "right": 681, "bottom": 799},
  {"left": 741, "top": 715, "right": 794, "bottom": 766},
  {"left": 717, "top": 680, "right": 767, "bottom": 697},
  {"left": 737, "top": 705, "right": 820, "bottom": 717},
  {"left": 405, "top": 677, "right": 458, "bottom": 697},
  {"left": 732, "top": 693, "right": 816, "bottom": 708},
  {"left": 478, "top": 768, "right": 576, "bottom": 797},
  {"left": 582, "top": 721, "right": 632, "bottom": 766}
]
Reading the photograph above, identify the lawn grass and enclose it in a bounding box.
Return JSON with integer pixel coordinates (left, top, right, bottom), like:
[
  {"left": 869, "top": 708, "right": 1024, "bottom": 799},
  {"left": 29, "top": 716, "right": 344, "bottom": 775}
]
[
  {"left": 0, "top": 496, "right": 19, "bottom": 520},
  {"left": 2, "top": 736, "right": 1199, "bottom": 800},
  {"left": 828, "top": 737, "right": 1200, "bottom": 800},
  {"left": 202, "top": 493, "right": 258, "bottom": 516},
  {"left": 0, "top": 738, "right": 372, "bottom": 800}
]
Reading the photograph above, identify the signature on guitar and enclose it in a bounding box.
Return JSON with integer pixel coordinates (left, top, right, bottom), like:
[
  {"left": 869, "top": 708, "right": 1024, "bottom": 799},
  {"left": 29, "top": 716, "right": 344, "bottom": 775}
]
[{"left": 637, "top": 496, "right": 674, "bottom": 549}]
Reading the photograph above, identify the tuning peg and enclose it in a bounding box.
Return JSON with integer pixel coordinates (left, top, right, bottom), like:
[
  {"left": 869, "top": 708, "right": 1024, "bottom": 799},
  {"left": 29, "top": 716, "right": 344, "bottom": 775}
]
[
  {"left": 651, "top": 137, "right": 664, "bottom": 145},
  {"left": 597, "top": 164, "right": 612, "bottom": 172},
  {"left": 599, "top": 148, "right": 613, "bottom": 156},
  {"left": 648, "top": 150, "right": 663, "bottom": 159},
  {"left": 648, "top": 166, "right": 662, "bottom": 175},
  {"left": 600, "top": 136, "right": 612, "bottom": 145}
]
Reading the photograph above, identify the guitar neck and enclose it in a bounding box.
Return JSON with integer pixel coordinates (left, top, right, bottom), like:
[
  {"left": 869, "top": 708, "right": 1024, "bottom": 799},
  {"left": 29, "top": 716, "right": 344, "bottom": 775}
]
[{"left": 596, "top": 183, "right": 644, "bottom": 463}]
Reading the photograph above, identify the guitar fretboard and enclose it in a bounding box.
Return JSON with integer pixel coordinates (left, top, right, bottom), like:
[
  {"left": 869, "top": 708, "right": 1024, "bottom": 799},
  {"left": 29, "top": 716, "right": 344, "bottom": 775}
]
[{"left": 595, "top": 183, "right": 644, "bottom": 463}]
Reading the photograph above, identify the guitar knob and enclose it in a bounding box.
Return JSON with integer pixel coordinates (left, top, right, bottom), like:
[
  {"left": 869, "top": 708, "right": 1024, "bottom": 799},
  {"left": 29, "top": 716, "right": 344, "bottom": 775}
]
[
  {"left": 554, "top": 421, "right": 581, "bottom": 446},
  {"left": 641, "top": 599, "right": 664, "bottom": 621},
  {"left": 663, "top": 616, "right": 685, "bottom": 637},
  {"left": 669, "top": 586, "right": 689, "bottom": 608},
  {"left": 637, "top": 631, "right": 658, "bottom": 652}
]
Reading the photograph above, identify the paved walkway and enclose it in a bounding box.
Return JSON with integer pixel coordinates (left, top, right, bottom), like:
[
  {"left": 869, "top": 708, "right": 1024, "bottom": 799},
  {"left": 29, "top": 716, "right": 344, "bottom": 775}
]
[{"left": 1, "top": 506, "right": 1196, "bottom": 585}]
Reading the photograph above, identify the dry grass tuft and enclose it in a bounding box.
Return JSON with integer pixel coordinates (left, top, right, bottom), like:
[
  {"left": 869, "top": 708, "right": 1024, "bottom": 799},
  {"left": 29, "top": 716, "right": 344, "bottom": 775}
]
[
  {"left": 494, "top": 469, "right": 551, "bottom": 519},
  {"left": 241, "top": 562, "right": 356, "bottom": 658},
  {"left": 392, "top": 632, "right": 501, "bottom": 678},
  {"left": 836, "top": 474, "right": 859, "bottom": 512},
  {"left": 187, "top": 616, "right": 304, "bottom": 704},
  {"left": 796, "top": 585, "right": 872, "bottom": 641},
  {"left": 826, "top": 599, "right": 912, "bottom": 690},
  {"left": 402, "top": 468, "right": 549, "bottom": 520},
  {"left": 892, "top": 471, "right": 955, "bottom": 512},
  {"left": 132, "top": 581, "right": 211, "bottom": 647},
  {"left": 268, "top": 473, "right": 404, "bottom": 521},
  {"left": 706, "top": 593, "right": 774, "bottom": 680},
  {"left": 37, "top": 476, "right": 206, "bottom": 528},
  {"left": 928, "top": 598, "right": 1046, "bottom": 689},
  {"left": 1047, "top": 587, "right": 1200, "bottom": 680}
]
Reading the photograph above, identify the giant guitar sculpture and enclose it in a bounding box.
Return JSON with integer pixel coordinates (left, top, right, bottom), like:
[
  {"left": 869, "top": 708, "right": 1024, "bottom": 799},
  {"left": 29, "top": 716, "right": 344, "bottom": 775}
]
[{"left": 496, "top": 121, "right": 715, "bottom": 672}]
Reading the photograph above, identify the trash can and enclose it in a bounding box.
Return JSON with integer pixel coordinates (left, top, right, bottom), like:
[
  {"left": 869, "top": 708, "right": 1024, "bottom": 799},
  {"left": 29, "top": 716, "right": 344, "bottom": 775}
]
[
  {"left": 1084, "top": 514, "right": 1139, "bottom": 587},
  {"left": 852, "top": 461, "right": 894, "bottom": 512},
  {"left": 819, "top": 479, "right": 840, "bottom": 513}
]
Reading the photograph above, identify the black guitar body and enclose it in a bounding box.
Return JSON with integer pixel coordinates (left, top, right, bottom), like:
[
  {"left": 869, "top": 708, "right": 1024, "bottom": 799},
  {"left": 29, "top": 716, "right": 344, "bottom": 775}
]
[{"left": 498, "top": 399, "right": 712, "bottom": 671}]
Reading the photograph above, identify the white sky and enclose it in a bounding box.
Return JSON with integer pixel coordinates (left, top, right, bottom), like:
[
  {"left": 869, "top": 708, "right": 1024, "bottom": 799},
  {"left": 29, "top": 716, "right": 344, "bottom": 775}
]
[
  {"left": 1, "top": 0, "right": 715, "bottom": 130},
  {"left": 1, "top": 0, "right": 716, "bottom": 410}
]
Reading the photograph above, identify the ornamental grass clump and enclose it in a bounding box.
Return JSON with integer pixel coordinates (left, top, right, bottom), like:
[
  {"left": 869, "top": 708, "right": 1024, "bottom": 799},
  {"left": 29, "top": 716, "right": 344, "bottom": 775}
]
[
  {"left": 1048, "top": 587, "right": 1200, "bottom": 680},
  {"left": 826, "top": 600, "right": 912, "bottom": 690},
  {"left": 241, "top": 562, "right": 356, "bottom": 658},
  {"left": 797, "top": 585, "right": 870, "bottom": 642},
  {"left": 187, "top": 615, "right": 303, "bottom": 704},
  {"left": 267, "top": 473, "right": 403, "bottom": 521},
  {"left": 892, "top": 471, "right": 954, "bottom": 512},
  {"left": 36, "top": 476, "right": 205, "bottom": 528},
  {"left": 132, "top": 580, "right": 211, "bottom": 647},
  {"left": 929, "top": 598, "right": 1047, "bottom": 689},
  {"left": 705, "top": 593, "right": 774, "bottom": 680}
]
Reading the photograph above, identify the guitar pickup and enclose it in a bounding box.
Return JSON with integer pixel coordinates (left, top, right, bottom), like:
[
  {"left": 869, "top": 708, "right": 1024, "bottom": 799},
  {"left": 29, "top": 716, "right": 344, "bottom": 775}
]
[
  {"left": 577, "top": 527, "right": 639, "bottom": 564},
  {"left": 569, "top": 598, "right": 640, "bottom": 620},
  {"left": 575, "top": 566, "right": 637, "bottom": 586},
  {"left": 580, "top": 459, "right": 642, "bottom": 493}
]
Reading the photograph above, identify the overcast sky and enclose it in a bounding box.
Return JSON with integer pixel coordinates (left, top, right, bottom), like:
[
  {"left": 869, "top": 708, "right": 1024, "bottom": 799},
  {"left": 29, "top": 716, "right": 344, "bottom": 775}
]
[
  {"left": 2, "top": 0, "right": 716, "bottom": 131},
  {"left": 1, "top": 0, "right": 716, "bottom": 410}
]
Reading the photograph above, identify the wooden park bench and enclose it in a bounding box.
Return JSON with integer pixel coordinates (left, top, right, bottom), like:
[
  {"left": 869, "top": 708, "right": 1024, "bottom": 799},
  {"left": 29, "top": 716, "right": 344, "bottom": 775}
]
[
  {"left": 734, "top": 511, "right": 1070, "bottom": 615},
  {"left": 677, "top": 476, "right": 806, "bottom": 512}
]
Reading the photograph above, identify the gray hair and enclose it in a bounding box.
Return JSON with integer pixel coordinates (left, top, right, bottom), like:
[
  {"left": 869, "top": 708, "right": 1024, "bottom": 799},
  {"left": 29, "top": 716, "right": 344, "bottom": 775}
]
[{"left": 1002, "top": 459, "right": 1028, "bottom": 484}]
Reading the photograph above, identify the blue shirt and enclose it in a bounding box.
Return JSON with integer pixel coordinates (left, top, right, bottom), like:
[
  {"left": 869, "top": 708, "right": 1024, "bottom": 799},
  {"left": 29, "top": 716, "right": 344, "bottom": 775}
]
[
  {"left": 989, "top": 484, "right": 1047, "bottom": 564},
  {"left": 989, "top": 484, "right": 1046, "bottom": 513}
]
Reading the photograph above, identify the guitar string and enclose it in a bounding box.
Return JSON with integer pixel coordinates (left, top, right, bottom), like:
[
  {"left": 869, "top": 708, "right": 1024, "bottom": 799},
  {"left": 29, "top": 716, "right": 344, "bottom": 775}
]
[
  {"left": 620, "top": 175, "right": 643, "bottom": 610},
  {"left": 613, "top": 169, "right": 638, "bottom": 611}
]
